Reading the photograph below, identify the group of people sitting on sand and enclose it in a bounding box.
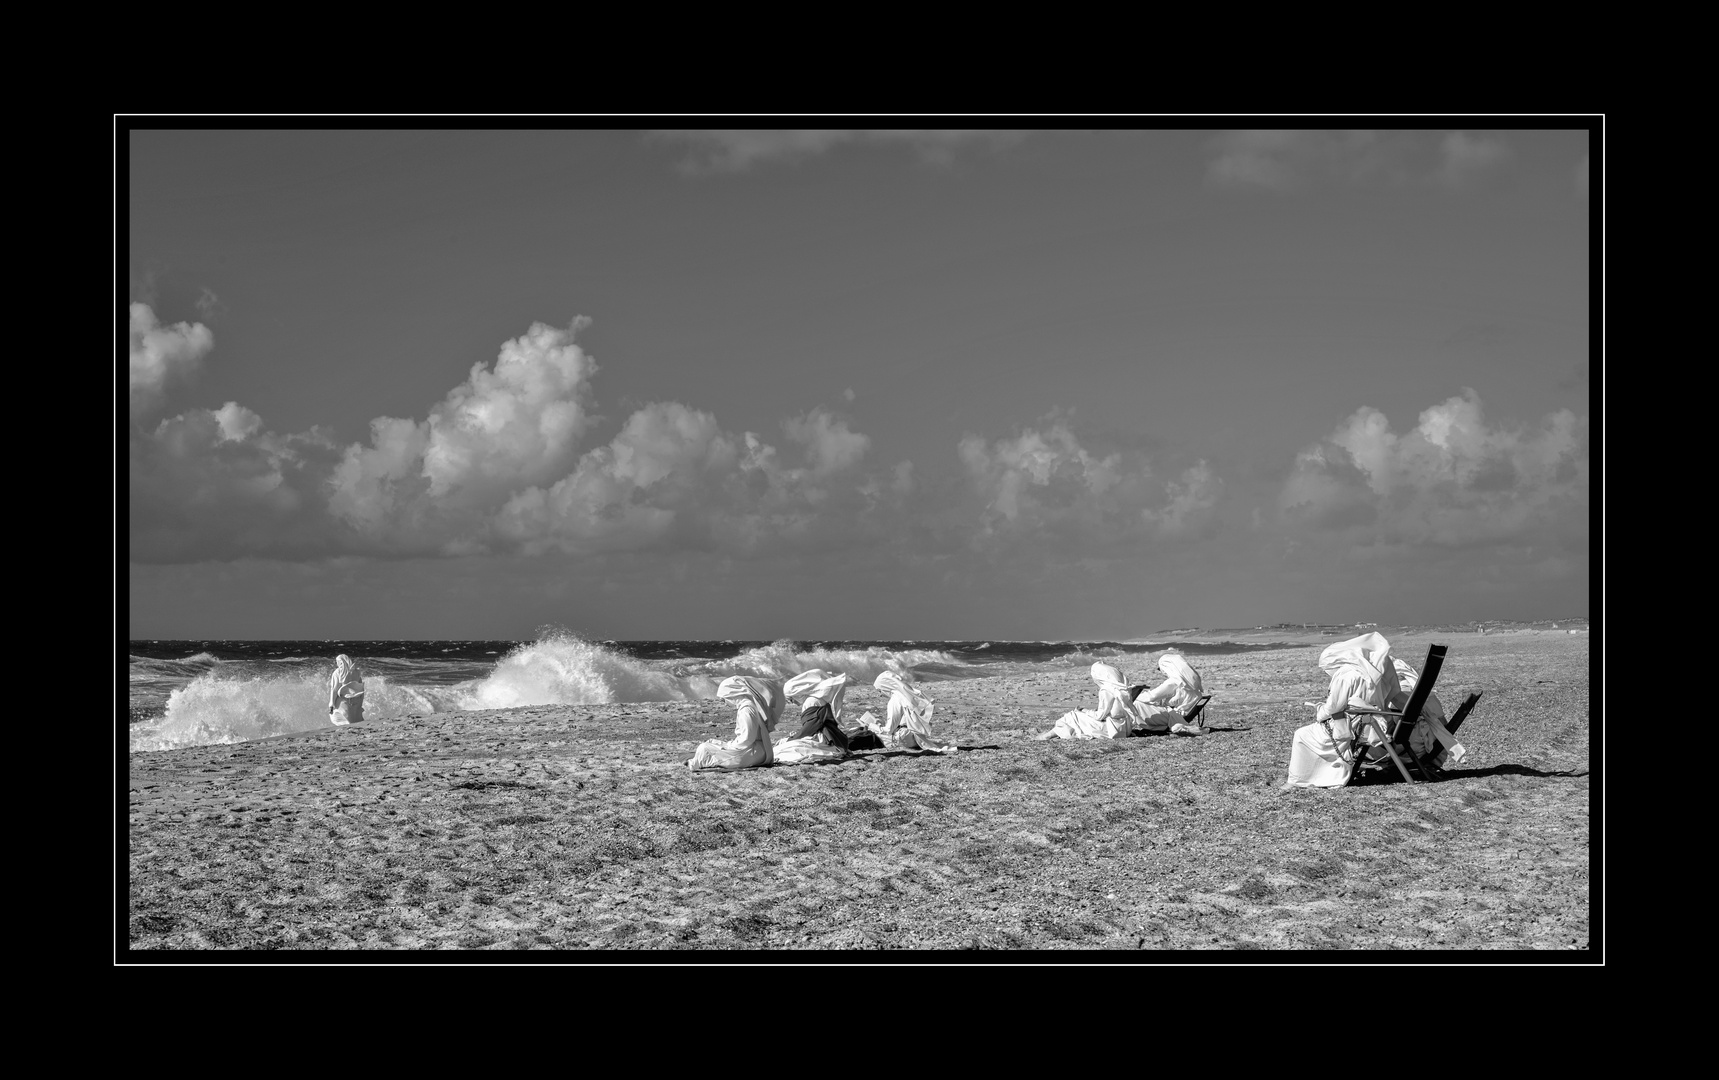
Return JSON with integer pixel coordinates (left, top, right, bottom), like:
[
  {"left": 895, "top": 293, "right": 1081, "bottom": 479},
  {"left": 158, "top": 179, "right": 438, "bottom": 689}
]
[
  {"left": 1036, "top": 653, "right": 1209, "bottom": 741},
  {"left": 328, "top": 633, "right": 1472, "bottom": 789},
  {"left": 688, "top": 668, "right": 962, "bottom": 771},
  {"left": 689, "top": 652, "right": 1214, "bottom": 771}
]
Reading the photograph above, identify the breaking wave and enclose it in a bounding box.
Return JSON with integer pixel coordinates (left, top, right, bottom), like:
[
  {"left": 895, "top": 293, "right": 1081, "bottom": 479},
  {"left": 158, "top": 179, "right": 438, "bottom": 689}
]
[{"left": 127, "top": 633, "right": 971, "bottom": 752}]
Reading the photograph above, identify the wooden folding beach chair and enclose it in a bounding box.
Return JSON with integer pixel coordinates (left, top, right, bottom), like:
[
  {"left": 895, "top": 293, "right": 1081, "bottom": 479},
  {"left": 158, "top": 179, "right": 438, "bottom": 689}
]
[{"left": 1345, "top": 644, "right": 1448, "bottom": 785}]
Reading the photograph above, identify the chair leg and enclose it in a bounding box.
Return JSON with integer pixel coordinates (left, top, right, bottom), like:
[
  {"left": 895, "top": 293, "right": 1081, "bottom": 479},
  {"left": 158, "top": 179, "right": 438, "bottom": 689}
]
[
  {"left": 1380, "top": 742, "right": 1416, "bottom": 784},
  {"left": 1365, "top": 718, "right": 1416, "bottom": 784},
  {"left": 1401, "top": 741, "right": 1434, "bottom": 780}
]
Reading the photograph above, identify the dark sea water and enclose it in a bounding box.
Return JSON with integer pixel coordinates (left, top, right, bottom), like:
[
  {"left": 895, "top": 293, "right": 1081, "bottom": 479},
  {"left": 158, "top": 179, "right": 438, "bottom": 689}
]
[{"left": 125, "top": 633, "right": 1298, "bottom": 752}]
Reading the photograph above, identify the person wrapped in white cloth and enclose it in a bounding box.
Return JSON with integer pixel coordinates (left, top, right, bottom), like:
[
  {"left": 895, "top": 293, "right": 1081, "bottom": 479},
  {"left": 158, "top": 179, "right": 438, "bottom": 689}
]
[
  {"left": 1037, "top": 662, "right": 1142, "bottom": 740},
  {"left": 1283, "top": 633, "right": 1403, "bottom": 788},
  {"left": 852, "top": 671, "right": 959, "bottom": 753},
  {"left": 1390, "top": 657, "right": 1467, "bottom": 771},
  {"left": 774, "top": 669, "right": 853, "bottom": 764},
  {"left": 688, "top": 676, "right": 784, "bottom": 771},
  {"left": 1131, "top": 651, "right": 1208, "bottom": 736},
  {"left": 327, "top": 654, "right": 366, "bottom": 726}
]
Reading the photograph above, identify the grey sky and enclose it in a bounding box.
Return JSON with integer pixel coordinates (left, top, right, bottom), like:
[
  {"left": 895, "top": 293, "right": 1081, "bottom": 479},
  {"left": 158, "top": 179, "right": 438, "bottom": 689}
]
[{"left": 126, "top": 127, "right": 1593, "bottom": 640}]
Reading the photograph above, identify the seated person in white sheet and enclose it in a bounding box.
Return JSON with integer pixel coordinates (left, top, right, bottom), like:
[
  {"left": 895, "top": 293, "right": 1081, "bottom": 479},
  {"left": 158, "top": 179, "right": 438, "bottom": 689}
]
[
  {"left": 852, "top": 671, "right": 958, "bottom": 753},
  {"left": 1283, "top": 632, "right": 1402, "bottom": 789},
  {"left": 1038, "top": 662, "right": 1140, "bottom": 740},
  {"left": 1390, "top": 657, "right": 1467, "bottom": 770},
  {"left": 774, "top": 669, "right": 853, "bottom": 764},
  {"left": 688, "top": 676, "right": 784, "bottom": 771},
  {"left": 1130, "top": 651, "right": 1207, "bottom": 736}
]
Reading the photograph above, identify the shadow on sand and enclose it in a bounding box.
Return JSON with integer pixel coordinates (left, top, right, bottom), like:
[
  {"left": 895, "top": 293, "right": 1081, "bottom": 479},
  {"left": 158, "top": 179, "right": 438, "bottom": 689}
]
[{"left": 1354, "top": 762, "right": 1589, "bottom": 785}]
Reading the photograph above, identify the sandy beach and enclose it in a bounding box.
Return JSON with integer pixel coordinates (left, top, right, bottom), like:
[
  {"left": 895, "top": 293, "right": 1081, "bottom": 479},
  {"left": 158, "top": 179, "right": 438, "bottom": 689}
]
[{"left": 126, "top": 629, "right": 1591, "bottom": 952}]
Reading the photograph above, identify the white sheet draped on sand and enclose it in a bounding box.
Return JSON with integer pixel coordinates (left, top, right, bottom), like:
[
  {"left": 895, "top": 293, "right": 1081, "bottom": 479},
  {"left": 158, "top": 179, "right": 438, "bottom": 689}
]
[
  {"left": 689, "top": 676, "right": 785, "bottom": 771},
  {"left": 1285, "top": 633, "right": 1403, "bottom": 788},
  {"left": 328, "top": 654, "right": 366, "bottom": 726},
  {"left": 853, "top": 671, "right": 958, "bottom": 753},
  {"left": 773, "top": 669, "right": 852, "bottom": 764}
]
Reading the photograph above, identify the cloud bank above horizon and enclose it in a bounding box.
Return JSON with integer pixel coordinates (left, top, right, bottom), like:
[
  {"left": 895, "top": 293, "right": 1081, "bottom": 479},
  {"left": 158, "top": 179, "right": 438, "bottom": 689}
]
[{"left": 128, "top": 308, "right": 1589, "bottom": 587}]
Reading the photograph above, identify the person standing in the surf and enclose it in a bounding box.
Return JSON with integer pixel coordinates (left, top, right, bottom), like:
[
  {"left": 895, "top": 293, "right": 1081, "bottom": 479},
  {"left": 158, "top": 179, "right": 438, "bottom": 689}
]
[{"left": 328, "top": 654, "right": 366, "bottom": 726}]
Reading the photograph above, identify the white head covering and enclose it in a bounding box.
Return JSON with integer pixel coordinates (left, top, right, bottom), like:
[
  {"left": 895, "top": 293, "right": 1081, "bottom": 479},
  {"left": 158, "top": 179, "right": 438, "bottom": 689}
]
[
  {"left": 1089, "top": 662, "right": 1138, "bottom": 722},
  {"left": 331, "top": 654, "right": 364, "bottom": 696},
  {"left": 1090, "top": 662, "right": 1129, "bottom": 695},
  {"left": 783, "top": 669, "right": 852, "bottom": 720},
  {"left": 1318, "top": 632, "right": 1401, "bottom": 704},
  {"left": 874, "top": 671, "right": 933, "bottom": 716},
  {"left": 1157, "top": 652, "right": 1203, "bottom": 695},
  {"left": 717, "top": 676, "right": 785, "bottom": 732}
]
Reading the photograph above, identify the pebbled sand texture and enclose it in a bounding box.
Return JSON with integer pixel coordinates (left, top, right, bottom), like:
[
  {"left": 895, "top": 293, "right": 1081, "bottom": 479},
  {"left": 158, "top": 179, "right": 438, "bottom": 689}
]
[{"left": 126, "top": 630, "right": 1592, "bottom": 952}]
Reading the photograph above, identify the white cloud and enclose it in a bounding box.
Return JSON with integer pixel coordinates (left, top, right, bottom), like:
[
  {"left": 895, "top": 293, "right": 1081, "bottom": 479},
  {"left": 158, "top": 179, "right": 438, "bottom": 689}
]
[
  {"left": 784, "top": 408, "right": 870, "bottom": 475},
  {"left": 1280, "top": 389, "right": 1588, "bottom": 547},
  {"left": 495, "top": 402, "right": 879, "bottom": 557},
  {"left": 1436, "top": 131, "right": 1511, "bottom": 186},
  {"left": 326, "top": 317, "right": 600, "bottom": 549},
  {"left": 957, "top": 422, "right": 1218, "bottom": 548},
  {"left": 1208, "top": 130, "right": 1511, "bottom": 191},
  {"left": 130, "top": 403, "right": 342, "bottom": 561},
  {"left": 1208, "top": 130, "right": 1391, "bottom": 189},
  {"left": 128, "top": 302, "right": 213, "bottom": 416},
  {"left": 650, "top": 130, "right": 1027, "bottom": 172},
  {"left": 213, "top": 401, "right": 263, "bottom": 443},
  {"left": 1141, "top": 461, "right": 1223, "bottom": 537}
]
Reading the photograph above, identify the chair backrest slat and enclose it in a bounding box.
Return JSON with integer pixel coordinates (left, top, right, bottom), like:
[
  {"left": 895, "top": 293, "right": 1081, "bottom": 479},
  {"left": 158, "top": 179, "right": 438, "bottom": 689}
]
[
  {"left": 1444, "top": 691, "right": 1482, "bottom": 737},
  {"left": 1392, "top": 644, "right": 1447, "bottom": 743}
]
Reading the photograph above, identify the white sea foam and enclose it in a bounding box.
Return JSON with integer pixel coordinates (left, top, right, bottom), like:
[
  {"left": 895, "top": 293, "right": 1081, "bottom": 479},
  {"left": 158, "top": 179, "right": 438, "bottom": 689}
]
[
  {"left": 127, "top": 633, "right": 979, "bottom": 751},
  {"left": 128, "top": 670, "right": 448, "bottom": 752},
  {"left": 690, "top": 640, "right": 965, "bottom": 683},
  {"left": 454, "top": 634, "right": 717, "bottom": 710}
]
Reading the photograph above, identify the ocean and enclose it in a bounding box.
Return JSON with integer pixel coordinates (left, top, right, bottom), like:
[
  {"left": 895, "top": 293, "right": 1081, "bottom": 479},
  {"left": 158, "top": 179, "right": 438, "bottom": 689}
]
[{"left": 126, "top": 632, "right": 1305, "bottom": 753}]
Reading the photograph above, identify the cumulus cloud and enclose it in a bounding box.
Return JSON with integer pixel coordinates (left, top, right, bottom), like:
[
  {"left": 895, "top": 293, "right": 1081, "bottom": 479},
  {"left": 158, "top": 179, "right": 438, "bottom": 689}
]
[
  {"left": 325, "top": 317, "right": 600, "bottom": 552},
  {"left": 956, "top": 421, "right": 1219, "bottom": 549},
  {"left": 784, "top": 408, "right": 871, "bottom": 475},
  {"left": 495, "top": 402, "right": 880, "bottom": 557},
  {"left": 1208, "top": 130, "right": 1511, "bottom": 190},
  {"left": 650, "top": 129, "right": 1027, "bottom": 172},
  {"left": 1141, "top": 461, "right": 1223, "bottom": 537},
  {"left": 130, "top": 309, "right": 903, "bottom": 562},
  {"left": 1279, "top": 389, "right": 1588, "bottom": 548},
  {"left": 1435, "top": 131, "right": 1511, "bottom": 186},
  {"left": 130, "top": 403, "right": 343, "bottom": 561},
  {"left": 128, "top": 302, "right": 213, "bottom": 416}
]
